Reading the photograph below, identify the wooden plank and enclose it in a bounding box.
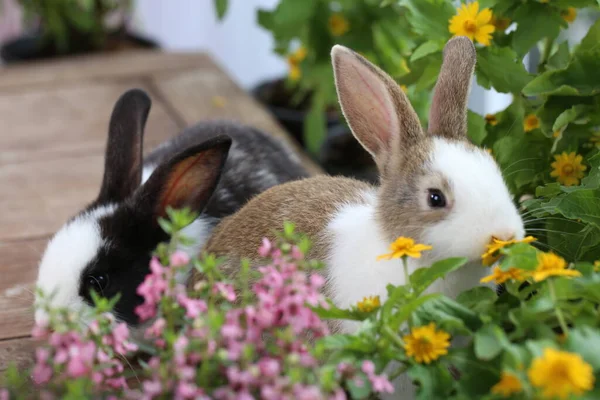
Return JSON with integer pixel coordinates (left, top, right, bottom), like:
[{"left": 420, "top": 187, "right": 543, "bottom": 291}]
[
  {"left": 151, "top": 67, "right": 323, "bottom": 176},
  {"left": 0, "top": 50, "right": 212, "bottom": 90},
  {"left": 0, "top": 80, "right": 181, "bottom": 166},
  {"left": 0, "top": 239, "right": 46, "bottom": 340},
  {"left": 0, "top": 154, "right": 106, "bottom": 242},
  {"left": 0, "top": 338, "right": 35, "bottom": 371}
]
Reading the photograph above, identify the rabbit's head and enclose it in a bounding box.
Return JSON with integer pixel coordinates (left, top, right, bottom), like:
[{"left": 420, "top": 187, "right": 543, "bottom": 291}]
[
  {"left": 332, "top": 37, "right": 525, "bottom": 264},
  {"left": 34, "top": 89, "right": 231, "bottom": 326}
]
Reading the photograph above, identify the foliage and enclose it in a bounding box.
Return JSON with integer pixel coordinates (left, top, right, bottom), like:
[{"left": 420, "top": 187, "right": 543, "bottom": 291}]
[
  {"left": 13, "top": 0, "right": 133, "bottom": 53},
  {"left": 3, "top": 213, "right": 600, "bottom": 399},
  {"left": 214, "top": 0, "right": 600, "bottom": 265}
]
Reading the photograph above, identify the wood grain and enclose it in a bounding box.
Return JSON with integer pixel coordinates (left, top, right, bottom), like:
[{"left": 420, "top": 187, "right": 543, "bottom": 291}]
[
  {"left": 0, "top": 337, "right": 35, "bottom": 371},
  {"left": 0, "top": 50, "right": 212, "bottom": 91},
  {"left": 0, "top": 239, "right": 47, "bottom": 340},
  {"left": 0, "top": 80, "right": 180, "bottom": 166},
  {"left": 153, "top": 68, "right": 323, "bottom": 176}
]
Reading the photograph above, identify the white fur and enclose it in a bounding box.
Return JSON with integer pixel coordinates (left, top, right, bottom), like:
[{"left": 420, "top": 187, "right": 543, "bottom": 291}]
[
  {"left": 141, "top": 165, "right": 155, "bottom": 184},
  {"left": 325, "top": 138, "right": 525, "bottom": 399},
  {"left": 34, "top": 205, "right": 116, "bottom": 325}
]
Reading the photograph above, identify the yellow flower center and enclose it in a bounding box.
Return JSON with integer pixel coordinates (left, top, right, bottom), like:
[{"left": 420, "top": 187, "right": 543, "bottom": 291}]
[
  {"left": 562, "top": 164, "right": 574, "bottom": 175},
  {"left": 463, "top": 20, "right": 477, "bottom": 34}
]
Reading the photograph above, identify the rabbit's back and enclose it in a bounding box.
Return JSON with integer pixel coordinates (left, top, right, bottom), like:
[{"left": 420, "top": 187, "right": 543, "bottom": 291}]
[{"left": 143, "top": 121, "right": 310, "bottom": 219}]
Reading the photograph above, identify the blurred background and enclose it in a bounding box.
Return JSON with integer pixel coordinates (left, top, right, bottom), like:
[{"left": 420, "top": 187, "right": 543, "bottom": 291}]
[{"left": 0, "top": 0, "right": 597, "bottom": 183}]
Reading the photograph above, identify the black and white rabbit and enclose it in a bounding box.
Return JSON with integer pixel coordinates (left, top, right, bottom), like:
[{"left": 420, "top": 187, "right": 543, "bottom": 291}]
[{"left": 34, "top": 89, "right": 309, "bottom": 327}]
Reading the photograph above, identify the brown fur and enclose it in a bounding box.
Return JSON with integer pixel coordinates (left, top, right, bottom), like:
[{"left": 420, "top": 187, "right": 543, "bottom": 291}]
[
  {"left": 189, "top": 37, "right": 479, "bottom": 328},
  {"left": 428, "top": 36, "right": 477, "bottom": 140},
  {"left": 189, "top": 175, "right": 374, "bottom": 289}
]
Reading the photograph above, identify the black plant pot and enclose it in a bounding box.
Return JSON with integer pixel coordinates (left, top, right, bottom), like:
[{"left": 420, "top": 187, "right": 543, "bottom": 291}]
[
  {"left": 1, "top": 30, "right": 159, "bottom": 64},
  {"left": 252, "top": 79, "right": 378, "bottom": 184}
]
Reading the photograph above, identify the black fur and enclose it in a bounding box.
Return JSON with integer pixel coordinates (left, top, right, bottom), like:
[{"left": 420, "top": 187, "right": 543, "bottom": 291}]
[{"left": 73, "top": 89, "right": 309, "bottom": 325}]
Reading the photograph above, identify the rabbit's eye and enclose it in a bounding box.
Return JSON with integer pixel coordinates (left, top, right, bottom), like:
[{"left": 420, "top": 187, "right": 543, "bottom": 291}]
[
  {"left": 427, "top": 189, "right": 447, "bottom": 208},
  {"left": 86, "top": 274, "right": 109, "bottom": 294}
]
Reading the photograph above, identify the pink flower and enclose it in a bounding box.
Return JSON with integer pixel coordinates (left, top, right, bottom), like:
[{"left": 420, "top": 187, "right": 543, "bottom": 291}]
[
  {"left": 177, "top": 294, "right": 207, "bottom": 319},
  {"left": 149, "top": 257, "right": 165, "bottom": 275},
  {"left": 170, "top": 251, "right": 190, "bottom": 267},
  {"left": 290, "top": 245, "right": 304, "bottom": 260},
  {"left": 259, "top": 358, "right": 280, "bottom": 377},
  {"left": 67, "top": 355, "right": 90, "bottom": 378},
  {"left": 31, "top": 323, "right": 50, "bottom": 339},
  {"left": 0, "top": 389, "right": 9, "bottom": 400},
  {"left": 35, "top": 348, "right": 51, "bottom": 364},
  {"left": 258, "top": 238, "right": 272, "bottom": 257},
  {"left": 142, "top": 379, "right": 163, "bottom": 397},
  {"left": 32, "top": 363, "right": 52, "bottom": 385},
  {"left": 370, "top": 375, "right": 394, "bottom": 393},
  {"left": 176, "top": 382, "right": 199, "bottom": 399},
  {"left": 146, "top": 318, "right": 166, "bottom": 338},
  {"left": 135, "top": 303, "right": 156, "bottom": 321},
  {"left": 214, "top": 282, "right": 236, "bottom": 302},
  {"left": 361, "top": 360, "right": 375, "bottom": 375}
]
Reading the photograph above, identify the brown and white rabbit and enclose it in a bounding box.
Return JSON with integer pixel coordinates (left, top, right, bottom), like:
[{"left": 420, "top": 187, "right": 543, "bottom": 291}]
[
  {"left": 34, "top": 89, "right": 309, "bottom": 328},
  {"left": 192, "top": 37, "right": 525, "bottom": 395}
]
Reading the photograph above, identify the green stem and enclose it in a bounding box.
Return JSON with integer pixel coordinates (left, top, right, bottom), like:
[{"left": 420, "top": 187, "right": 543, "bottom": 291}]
[
  {"left": 383, "top": 325, "right": 405, "bottom": 350},
  {"left": 402, "top": 257, "right": 413, "bottom": 328},
  {"left": 538, "top": 37, "right": 555, "bottom": 73},
  {"left": 548, "top": 279, "right": 569, "bottom": 334}
]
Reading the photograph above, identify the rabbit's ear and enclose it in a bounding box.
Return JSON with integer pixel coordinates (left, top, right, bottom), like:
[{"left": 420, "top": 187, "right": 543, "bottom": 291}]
[
  {"left": 331, "top": 45, "right": 424, "bottom": 170},
  {"left": 132, "top": 135, "right": 232, "bottom": 222},
  {"left": 428, "top": 36, "right": 477, "bottom": 140},
  {"left": 97, "top": 89, "right": 151, "bottom": 204}
]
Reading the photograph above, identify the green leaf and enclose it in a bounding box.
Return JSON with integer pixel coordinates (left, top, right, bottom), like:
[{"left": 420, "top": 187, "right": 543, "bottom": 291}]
[
  {"left": 456, "top": 287, "right": 497, "bottom": 312},
  {"left": 304, "top": 95, "right": 327, "bottom": 156},
  {"left": 214, "top": 0, "right": 229, "bottom": 20},
  {"left": 467, "top": 110, "right": 487, "bottom": 145},
  {"left": 564, "top": 327, "right": 600, "bottom": 369},
  {"left": 410, "top": 257, "right": 468, "bottom": 295},
  {"left": 546, "top": 41, "right": 571, "bottom": 71},
  {"left": 553, "top": 104, "right": 593, "bottom": 132},
  {"left": 410, "top": 40, "right": 443, "bottom": 62},
  {"left": 474, "top": 324, "right": 509, "bottom": 360},
  {"left": 577, "top": 18, "right": 600, "bottom": 54},
  {"left": 523, "top": 50, "right": 600, "bottom": 96},
  {"left": 499, "top": 243, "right": 540, "bottom": 271},
  {"left": 414, "top": 296, "right": 482, "bottom": 333},
  {"left": 511, "top": 2, "right": 563, "bottom": 57},
  {"left": 409, "top": 362, "right": 455, "bottom": 399},
  {"left": 389, "top": 293, "right": 441, "bottom": 330},
  {"left": 346, "top": 373, "right": 373, "bottom": 399},
  {"left": 398, "top": 0, "right": 455, "bottom": 41},
  {"left": 476, "top": 47, "right": 532, "bottom": 94}
]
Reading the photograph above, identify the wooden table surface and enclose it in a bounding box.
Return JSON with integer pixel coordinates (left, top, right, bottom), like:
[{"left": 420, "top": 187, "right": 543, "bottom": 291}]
[{"left": 0, "top": 49, "right": 320, "bottom": 371}]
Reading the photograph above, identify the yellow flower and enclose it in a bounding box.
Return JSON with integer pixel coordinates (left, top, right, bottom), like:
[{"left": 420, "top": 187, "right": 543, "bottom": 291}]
[
  {"left": 356, "top": 296, "right": 380, "bottom": 312},
  {"left": 550, "top": 152, "right": 587, "bottom": 186},
  {"left": 485, "top": 114, "right": 498, "bottom": 126},
  {"left": 287, "top": 46, "right": 307, "bottom": 81},
  {"left": 403, "top": 323, "right": 450, "bottom": 364},
  {"left": 449, "top": 1, "right": 495, "bottom": 46},
  {"left": 491, "top": 372, "right": 523, "bottom": 397},
  {"left": 530, "top": 252, "right": 581, "bottom": 282},
  {"left": 562, "top": 7, "right": 577, "bottom": 23},
  {"left": 328, "top": 14, "right": 350, "bottom": 37},
  {"left": 376, "top": 237, "right": 432, "bottom": 261},
  {"left": 211, "top": 95, "right": 227, "bottom": 108},
  {"left": 491, "top": 16, "right": 511, "bottom": 31},
  {"left": 524, "top": 114, "right": 540, "bottom": 132},
  {"left": 594, "top": 260, "right": 600, "bottom": 272},
  {"left": 553, "top": 130, "right": 561, "bottom": 138},
  {"left": 480, "top": 266, "right": 527, "bottom": 285},
  {"left": 528, "top": 348, "right": 594, "bottom": 399},
  {"left": 400, "top": 84, "right": 408, "bottom": 93},
  {"left": 481, "top": 236, "right": 536, "bottom": 266}
]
